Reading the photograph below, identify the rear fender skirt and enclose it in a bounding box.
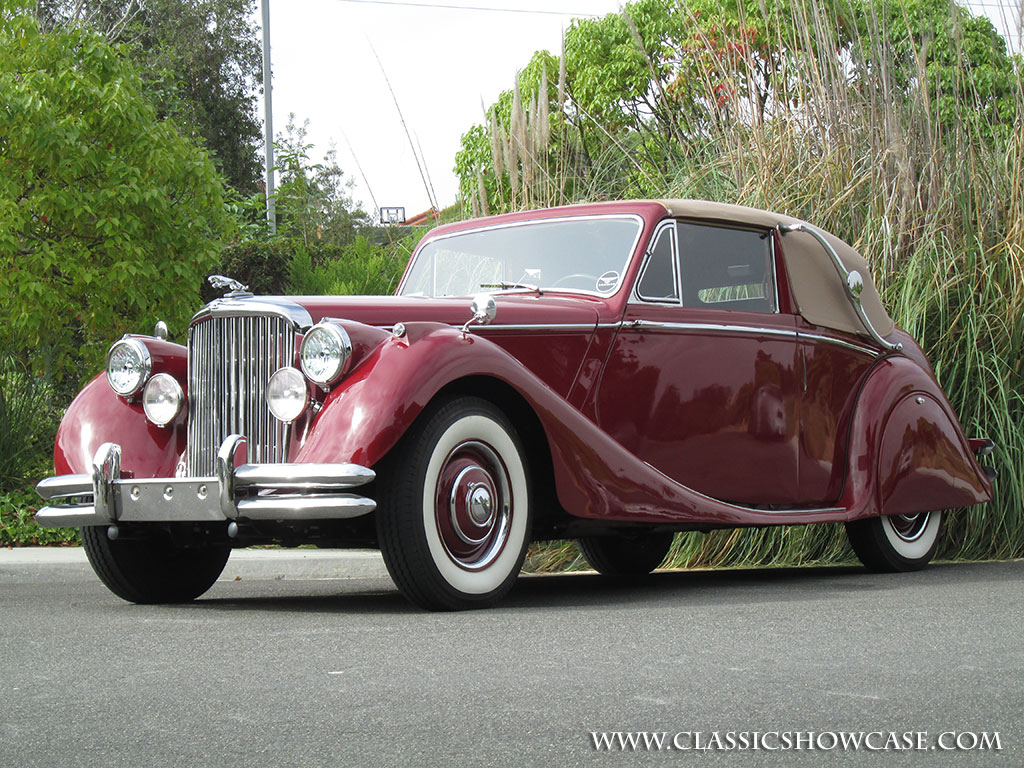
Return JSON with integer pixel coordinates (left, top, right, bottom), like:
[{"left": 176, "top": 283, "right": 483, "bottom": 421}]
[{"left": 838, "top": 356, "right": 991, "bottom": 520}]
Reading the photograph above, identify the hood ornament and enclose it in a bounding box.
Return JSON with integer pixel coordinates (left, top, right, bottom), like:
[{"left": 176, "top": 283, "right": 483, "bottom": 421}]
[{"left": 208, "top": 274, "right": 252, "bottom": 298}]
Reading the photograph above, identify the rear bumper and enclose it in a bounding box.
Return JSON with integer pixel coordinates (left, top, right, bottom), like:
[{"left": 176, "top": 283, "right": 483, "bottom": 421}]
[{"left": 35, "top": 436, "right": 376, "bottom": 529}]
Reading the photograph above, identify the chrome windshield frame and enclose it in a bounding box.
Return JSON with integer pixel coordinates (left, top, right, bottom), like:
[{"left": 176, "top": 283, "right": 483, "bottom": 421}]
[{"left": 397, "top": 213, "right": 646, "bottom": 300}]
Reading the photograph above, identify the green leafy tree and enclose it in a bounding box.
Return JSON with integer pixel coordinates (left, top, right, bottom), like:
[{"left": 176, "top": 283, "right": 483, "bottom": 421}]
[
  {"left": 274, "top": 116, "right": 370, "bottom": 249},
  {"left": 33, "top": 0, "right": 264, "bottom": 192},
  {"left": 0, "top": 5, "right": 230, "bottom": 379},
  {"left": 852, "top": 0, "right": 1019, "bottom": 140}
]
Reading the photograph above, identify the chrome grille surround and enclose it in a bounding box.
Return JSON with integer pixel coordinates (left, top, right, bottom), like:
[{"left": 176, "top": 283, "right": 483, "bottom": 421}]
[{"left": 186, "top": 300, "right": 311, "bottom": 477}]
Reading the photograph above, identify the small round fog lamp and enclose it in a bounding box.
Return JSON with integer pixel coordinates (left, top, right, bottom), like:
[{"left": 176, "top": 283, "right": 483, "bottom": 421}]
[
  {"left": 267, "top": 367, "right": 308, "bottom": 423},
  {"left": 142, "top": 373, "right": 184, "bottom": 427}
]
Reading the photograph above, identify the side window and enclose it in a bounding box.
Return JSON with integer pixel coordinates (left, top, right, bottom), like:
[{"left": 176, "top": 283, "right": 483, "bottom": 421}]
[
  {"left": 636, "top": 224, "right": 679, "bottom": 303},
  {"left": 677, "top": 222, "right": 776, "bottom": 313}
]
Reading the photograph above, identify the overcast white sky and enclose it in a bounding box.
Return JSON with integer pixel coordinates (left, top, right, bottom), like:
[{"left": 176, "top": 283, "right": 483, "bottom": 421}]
[
  {"left": 261, "top": 0, "right": 1022, "bottom": 221},
  {"left": 264, "top": 0, "right": 623, "bottom": 220}
]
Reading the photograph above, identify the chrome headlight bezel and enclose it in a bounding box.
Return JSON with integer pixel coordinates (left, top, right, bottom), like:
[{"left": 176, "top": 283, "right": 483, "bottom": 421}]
[
  {"left": 299, "top": 322, "right": 353, "bottom": 387},
  {"left": 142, "top": 373, "right": 184, "bottom": 427},
  {"left": 106, "top": 338, "right": 152, "bottom": 397}
]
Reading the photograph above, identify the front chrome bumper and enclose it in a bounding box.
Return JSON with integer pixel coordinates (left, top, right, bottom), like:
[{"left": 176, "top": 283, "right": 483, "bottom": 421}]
[{"left": 35, "top": 436, "right": 376, "bottom": 529}]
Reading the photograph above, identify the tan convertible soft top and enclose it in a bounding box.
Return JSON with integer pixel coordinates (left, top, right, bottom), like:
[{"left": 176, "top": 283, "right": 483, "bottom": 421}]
[{"left": 658, "top": 199, "right": 894, "bottom": 340}]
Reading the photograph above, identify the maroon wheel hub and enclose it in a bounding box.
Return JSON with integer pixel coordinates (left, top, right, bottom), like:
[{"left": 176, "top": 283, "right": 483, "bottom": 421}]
[
  {"left": 434, "top": 440, "right": 512, "bottom": 570},
  {"left": 889, "top": 512, "right": 930, "bottom": 542}
]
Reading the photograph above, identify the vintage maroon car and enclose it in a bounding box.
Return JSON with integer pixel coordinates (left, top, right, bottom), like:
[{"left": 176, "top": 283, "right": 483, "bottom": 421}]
[{"left": 37, "top": 200, "right": 994, "bottom": 610}]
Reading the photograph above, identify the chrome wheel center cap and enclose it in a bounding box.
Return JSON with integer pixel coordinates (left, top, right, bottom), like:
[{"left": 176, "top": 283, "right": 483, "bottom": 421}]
[{"left": 468, "top": 485, "right": 494, "bottom": 525}]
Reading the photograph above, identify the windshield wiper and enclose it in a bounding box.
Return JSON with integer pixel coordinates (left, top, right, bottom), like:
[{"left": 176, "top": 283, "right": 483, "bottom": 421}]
[{"left": 480, "top": 281, "right": 543, "bottom": 295}]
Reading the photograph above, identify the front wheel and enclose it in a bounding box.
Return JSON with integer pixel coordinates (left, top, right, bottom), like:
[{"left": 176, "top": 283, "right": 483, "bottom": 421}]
[
  {"left": 81, "top": 525, "right": 230, "bottom": 603},
  {"left": 376, "top": 396, "right": 532, "bottom": 610},
  {"left": 845, "top": 511, "right": 942, "bottom": 572}
]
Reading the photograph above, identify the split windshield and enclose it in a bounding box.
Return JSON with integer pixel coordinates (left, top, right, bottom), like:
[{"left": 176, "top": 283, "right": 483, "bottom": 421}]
[{"left": 400, "top": 216, "right": 642, "bottom": 297}]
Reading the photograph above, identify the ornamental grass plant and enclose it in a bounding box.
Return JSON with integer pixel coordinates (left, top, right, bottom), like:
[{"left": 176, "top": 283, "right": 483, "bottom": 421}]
[{"left": 473, "top": 0, "right": 1024, "bottom": 570}]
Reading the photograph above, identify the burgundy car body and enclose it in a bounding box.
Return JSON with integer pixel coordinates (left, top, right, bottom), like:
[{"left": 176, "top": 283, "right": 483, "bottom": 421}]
[{"left": 38, "top": 200, "right": 993, "bottom": 607}]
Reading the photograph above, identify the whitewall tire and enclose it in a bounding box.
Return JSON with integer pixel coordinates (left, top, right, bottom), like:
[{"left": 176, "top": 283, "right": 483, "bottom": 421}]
[
  {"left": 376, "top": 396, "right": 532, "bottom": 610},
  {"left": 846, "top": 511, "right": 942, "bottom": 572}
]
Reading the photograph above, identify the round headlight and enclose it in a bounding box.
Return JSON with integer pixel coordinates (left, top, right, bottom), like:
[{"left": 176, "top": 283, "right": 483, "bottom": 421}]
[
  {"left": 299, "top": 323, "right": 352, "bottom": 386},
  {"left": 106, "top": 338, "right": 152, "bottom": 397},
  {"left": 267, "top": 367, "right": 308, "bottom": 423},
  {"left": 142, "top": 373, "right": 184, "bottom": 427}
]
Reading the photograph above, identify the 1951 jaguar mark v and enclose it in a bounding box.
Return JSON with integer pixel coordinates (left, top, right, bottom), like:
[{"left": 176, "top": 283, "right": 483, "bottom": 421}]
[{"left": 37, "top": 200, "right": 995, "bottom": 609}]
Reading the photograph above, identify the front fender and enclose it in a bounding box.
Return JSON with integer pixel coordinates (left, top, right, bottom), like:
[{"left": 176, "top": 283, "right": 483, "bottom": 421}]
[
  {"left": 54, "top": 338, "right": 189, "bottom": 477},
  {"left": 839, "top": 355, "right": 991, "bottom": 519},
  {"left": 293, "top": 323, "right": 530, "bottom": 468}
]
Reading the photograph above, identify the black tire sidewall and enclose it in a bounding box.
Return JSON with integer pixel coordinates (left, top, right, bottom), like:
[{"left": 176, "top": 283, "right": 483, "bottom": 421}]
[{"left": 81, "top": 525, "right": 230, "bottom": 604}]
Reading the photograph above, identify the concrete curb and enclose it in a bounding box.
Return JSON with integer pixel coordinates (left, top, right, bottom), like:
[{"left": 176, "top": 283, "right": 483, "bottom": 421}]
[{"left": 0, "top": 546, "right": 389, "bottom": 581}]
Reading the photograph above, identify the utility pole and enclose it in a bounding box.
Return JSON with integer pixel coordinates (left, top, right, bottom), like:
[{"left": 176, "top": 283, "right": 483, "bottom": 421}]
[{"left": 261, "top": 0, "right": 276, "bottom": 233}]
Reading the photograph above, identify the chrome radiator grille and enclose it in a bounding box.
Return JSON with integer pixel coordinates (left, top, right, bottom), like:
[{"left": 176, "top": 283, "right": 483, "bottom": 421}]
[{"left": 186, "top": 315, "right": 294, "bottom": 476}]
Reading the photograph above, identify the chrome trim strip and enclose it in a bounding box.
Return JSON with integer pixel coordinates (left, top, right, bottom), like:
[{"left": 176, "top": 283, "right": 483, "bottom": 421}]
[
  {"left": 798, "top": 331, "right": 880, "bottom": 357},
  {"left": 725, "top": 504, "right": 845, "bottom": 516},
  {"left": 398, "top": 213, "right": 645, "bottom": 299},
  {"left": 465, "top": 322, "right": 621, "bottom": 333},
  {"left": 769, "top": 229, "right": 781, "bottom": 314},
  {"left": 470, "top": 323, "right": 597, "bottom": 333},
  {"left": 625, "top": 320, "right": 799, "bottom": 339},
  {"left": 192, "top": 297, "right": 313, "bottom": 330},
  {"left": 633, "top": 220, "right": 682, "bottom": 306}
]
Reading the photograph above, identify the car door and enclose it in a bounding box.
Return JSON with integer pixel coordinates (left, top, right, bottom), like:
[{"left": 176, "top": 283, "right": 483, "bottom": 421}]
[{"left": 594, "top": 219, "right": 803, "bottom": 506}]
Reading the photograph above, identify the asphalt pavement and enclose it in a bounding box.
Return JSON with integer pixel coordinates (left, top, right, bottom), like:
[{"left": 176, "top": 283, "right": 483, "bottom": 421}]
[{"left": 1, "top": 549, "right": 1021, "bottom": 767}]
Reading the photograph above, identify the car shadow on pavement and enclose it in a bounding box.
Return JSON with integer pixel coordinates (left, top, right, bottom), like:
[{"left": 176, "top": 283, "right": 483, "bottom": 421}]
[{"left": 184, "top": 561, "right": 996, "bottom": 615}]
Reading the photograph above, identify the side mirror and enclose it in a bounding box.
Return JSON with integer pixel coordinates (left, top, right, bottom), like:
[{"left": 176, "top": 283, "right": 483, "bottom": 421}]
[{"left": 462, "top": 293, "right": 497, "bottom": 334}]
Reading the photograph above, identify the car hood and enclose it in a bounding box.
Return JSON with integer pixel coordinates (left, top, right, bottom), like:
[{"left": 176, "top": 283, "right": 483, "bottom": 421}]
[{"left": 241, "top": 293, "right": 605, "bottom": 331}]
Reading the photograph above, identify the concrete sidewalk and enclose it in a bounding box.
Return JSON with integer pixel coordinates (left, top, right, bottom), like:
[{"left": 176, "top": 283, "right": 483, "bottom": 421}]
[{"left": 0, "top": 545, "right": 389, "bottom": 581}]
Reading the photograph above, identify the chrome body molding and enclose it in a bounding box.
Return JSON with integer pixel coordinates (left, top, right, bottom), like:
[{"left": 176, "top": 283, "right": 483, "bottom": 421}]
[
  {"left": 626, "top": 319, "right": 799, "bottom": 339},
  {"left": 35, "top": 438, "right": 376, "bottom": 528},
  {"left": 624, "top": 319, "right": 882, "bottom": 357},
  {"left": 469, "top": 323, "right": 601, "bottom": 333},
  {"left": 797, "top": 331, "right": 880, "bottom": 357},
  {"left": 725, "top": 504, "right": 845, "bottom": 516},
  {"left": 191, "top": 296, "right": 313, "bottom": 330}
]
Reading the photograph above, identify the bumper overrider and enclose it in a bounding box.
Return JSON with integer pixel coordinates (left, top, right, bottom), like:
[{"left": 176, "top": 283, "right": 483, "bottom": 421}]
[{"left": 35, "top": 435, "right": 376, "bottom": 529}]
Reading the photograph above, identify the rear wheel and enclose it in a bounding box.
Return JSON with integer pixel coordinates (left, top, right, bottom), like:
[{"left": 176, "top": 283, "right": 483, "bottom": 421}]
[
  {"left": 578, "top": 531, "right": 675, "bottom": 576},
  {"left": 376, "top": 396, "right": 532, "bottom": 610},
  {"left": 845, "top": 511, "right": 942, "bottom": 572},
  {"left": 81, "top": 525, "right": 230, "bottom": 603}
]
